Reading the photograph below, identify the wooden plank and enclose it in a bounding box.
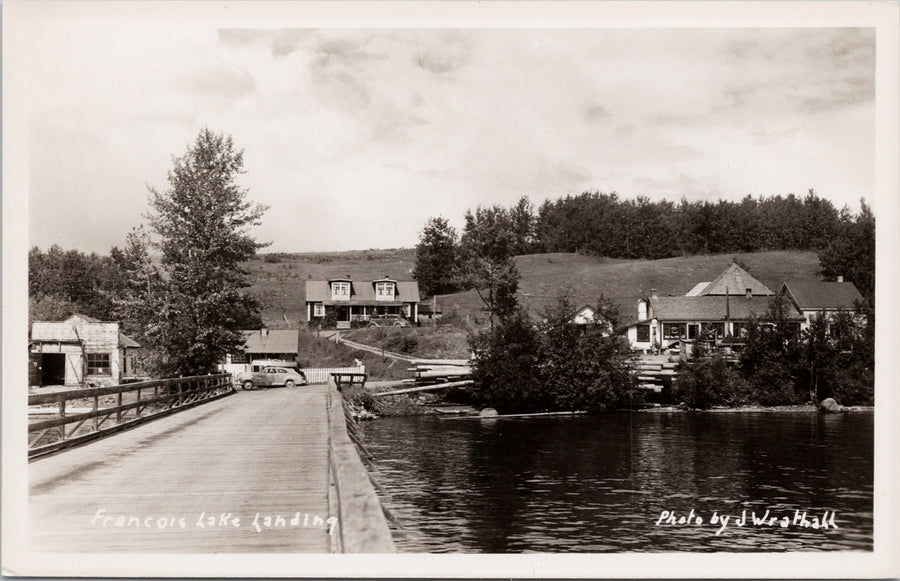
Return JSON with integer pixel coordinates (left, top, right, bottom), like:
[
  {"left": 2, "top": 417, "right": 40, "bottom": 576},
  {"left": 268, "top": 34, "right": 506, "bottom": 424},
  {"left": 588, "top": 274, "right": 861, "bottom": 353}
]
[
  {"left": 443, "top": 410, "right": 587, "bottom": 420},
  {"left": 28, "top": 389, "right": 237, "bottom": 458},
  {"left": 371, "top": 380, "right": 473, "bottom": 397},
  {"left": 410, "top": 358, "right": 470, "bottom": 366},
  {"left": 29, "top": 387, "right": 337, "bottom": 553},
  {"left": 326, "top": 379, "right": 396, "bottom": 553},
  {"left": 413, "top": 369, "right": 471, "bottom": 378},
  {"left": 28, "top": 374, "right": 230, "bottom": 405}
]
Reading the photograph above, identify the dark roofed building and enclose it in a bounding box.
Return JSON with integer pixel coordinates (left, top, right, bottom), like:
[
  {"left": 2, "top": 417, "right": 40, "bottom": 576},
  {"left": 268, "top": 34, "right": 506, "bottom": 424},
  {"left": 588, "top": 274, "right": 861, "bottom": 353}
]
[
  {"left": 780, "top": 279, "right": 865, "bottom": 329},
  {"left": 241, "top": 328, "right": 300, "bottom": 362},
  {"left": 305, "top": 276, "right": 420, "bottom": 328},
  {"left": 623, "top": 263, "right": 802, "bottom": 351},
  {"left": 222, "top": 328, "right": 300, "bottom": 371}
]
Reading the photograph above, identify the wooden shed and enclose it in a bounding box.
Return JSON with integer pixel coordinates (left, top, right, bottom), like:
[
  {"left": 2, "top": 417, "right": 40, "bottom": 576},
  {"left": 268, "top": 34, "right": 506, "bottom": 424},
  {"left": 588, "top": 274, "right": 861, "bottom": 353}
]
[{"left": 29, "top": 314, "right": 140, "bottom": 387}]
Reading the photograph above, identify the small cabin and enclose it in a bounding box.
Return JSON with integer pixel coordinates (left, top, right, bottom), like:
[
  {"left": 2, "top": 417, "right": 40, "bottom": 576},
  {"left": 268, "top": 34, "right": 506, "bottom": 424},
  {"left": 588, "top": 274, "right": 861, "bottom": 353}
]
[{"left": 29, "top": 314, "right": 140, "bottom": 387}]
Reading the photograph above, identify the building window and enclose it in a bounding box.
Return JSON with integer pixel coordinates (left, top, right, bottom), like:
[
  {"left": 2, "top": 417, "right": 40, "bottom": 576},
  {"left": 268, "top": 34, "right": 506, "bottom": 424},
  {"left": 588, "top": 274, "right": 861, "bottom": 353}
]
[
  {"left": 732, "top": 322, "right": 749, "bottom": 338},
  {"left": 663, "top": 323, "right": 686, "bottom": 339},
  {"left": 331, "top": 282, "right": 350, "bottom": 299},
  {"left": 314, "top": 303, "right": 325, "bottom": 317},
  {"left": 636, "top": 324, "right": 650, "bottom": 343},
  {"left": 375, "top": 282, "right": 395, "bottom": 300},
  {"left": 706, "top": 322, "right": 725, "bottom": 337},
  {"left": 86, "top": 353, "right": 111, "bottom": 376},
  {"left": 232, "top": 353, "right": 248, "bottom": 364}
]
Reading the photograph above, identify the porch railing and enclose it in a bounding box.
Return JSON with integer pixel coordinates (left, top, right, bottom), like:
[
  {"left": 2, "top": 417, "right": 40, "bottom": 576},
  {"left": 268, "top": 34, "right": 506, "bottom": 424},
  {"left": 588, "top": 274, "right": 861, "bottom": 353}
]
[{"left": 28, "top": 373, "right": 234, "bottom": 458}]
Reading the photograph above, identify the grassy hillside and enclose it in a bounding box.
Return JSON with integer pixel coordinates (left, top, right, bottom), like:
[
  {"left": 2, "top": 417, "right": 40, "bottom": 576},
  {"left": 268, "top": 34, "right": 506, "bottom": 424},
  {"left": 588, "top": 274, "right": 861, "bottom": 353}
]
[{"left": 245, "top": 248, "right": 822, "bottom": 329}]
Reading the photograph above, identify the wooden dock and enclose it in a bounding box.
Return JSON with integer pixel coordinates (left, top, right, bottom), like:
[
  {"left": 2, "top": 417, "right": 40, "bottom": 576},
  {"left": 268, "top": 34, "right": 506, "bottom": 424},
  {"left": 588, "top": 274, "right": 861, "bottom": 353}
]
[{"left": 28, "top": 383, "right": 394, "bottom": 553}]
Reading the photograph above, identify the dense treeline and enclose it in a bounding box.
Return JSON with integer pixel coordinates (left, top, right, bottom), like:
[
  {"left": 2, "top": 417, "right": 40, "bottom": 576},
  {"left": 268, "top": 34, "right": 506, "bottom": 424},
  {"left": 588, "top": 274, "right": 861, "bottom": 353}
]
[
  {"left": 534, "top": 191, "right": 846, "bottom": 258},
  {"left": 29, "top": 246, "right": 123, "bottom": 322},
  {"left": 415, "top": 190, "right": 875, "bottom": 305}
]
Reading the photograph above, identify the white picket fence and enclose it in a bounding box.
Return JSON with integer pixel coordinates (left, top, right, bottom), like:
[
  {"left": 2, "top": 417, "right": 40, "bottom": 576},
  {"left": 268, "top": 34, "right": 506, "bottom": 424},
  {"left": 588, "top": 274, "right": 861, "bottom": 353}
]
[{"left": 300, "top": 366, "right": 366, "bottom": 385}]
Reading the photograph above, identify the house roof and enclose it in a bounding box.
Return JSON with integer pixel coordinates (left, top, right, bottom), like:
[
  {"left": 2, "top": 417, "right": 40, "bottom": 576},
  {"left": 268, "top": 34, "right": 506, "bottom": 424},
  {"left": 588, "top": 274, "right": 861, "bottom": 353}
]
[
  {"left": 699, "top": 263, "right": 773, "bottom": 296},
  {"left": 685, "top": 282, "right": 710, "bottom": 296},
  {"left": 639, "top": 295, "right": 803, "bottom": 323},
  {"left": 305, "top": 280, "right": 420, "bottom": 303},
  {"left": 241, "top": 329, "right": 298, "bottom": 354},
  {"left": 31, "top": 315, "right": 141, "bottom": 347},
  {"left": 118, "top": 333, "right": 141, "bottom": 348},
  {"left": 780, "top": 281, "right": 864, "bottom": 310}
]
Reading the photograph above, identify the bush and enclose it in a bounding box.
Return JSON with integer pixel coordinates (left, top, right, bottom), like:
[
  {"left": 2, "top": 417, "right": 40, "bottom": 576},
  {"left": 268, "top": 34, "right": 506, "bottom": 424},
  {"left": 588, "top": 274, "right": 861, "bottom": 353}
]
[
  {"left": 469, "top": 309, "right": 548, "bottom": 413},
  {"left": 342, "top": 385, "right": 421, "bottom": 416},
  {"left": 674, "top": 355, "right": 753, "bottom": 409},
  {"left": 469, "top": 297, "right": 635, "bottom": 414},
  {"left": 827, "top": 360, "right": 874, "bottom": 406},
  {"left": 308, "top": 311, "right": 339, "bottom": 330}
]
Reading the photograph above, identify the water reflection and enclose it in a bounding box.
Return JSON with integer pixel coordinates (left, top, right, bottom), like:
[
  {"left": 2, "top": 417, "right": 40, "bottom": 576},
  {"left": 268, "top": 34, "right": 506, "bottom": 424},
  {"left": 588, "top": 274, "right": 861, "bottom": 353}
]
[{"left": 360, "top": 412, "right": 873, "bottom": 553}]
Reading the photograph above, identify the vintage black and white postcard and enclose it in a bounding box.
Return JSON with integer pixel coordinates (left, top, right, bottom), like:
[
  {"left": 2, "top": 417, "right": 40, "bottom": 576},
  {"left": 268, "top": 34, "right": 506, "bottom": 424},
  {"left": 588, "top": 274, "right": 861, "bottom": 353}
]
[{"left": 3, "top": 1, "right": 899, "bottom": 578}]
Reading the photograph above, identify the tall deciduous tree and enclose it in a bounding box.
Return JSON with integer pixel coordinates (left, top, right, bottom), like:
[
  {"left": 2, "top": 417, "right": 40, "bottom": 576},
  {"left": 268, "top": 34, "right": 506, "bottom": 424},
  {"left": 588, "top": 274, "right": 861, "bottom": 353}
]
[
  {"left": 460, "top": 205, "right": 520, "bottom": 330},
  {"left": 413, "top": 216, "right": 461, "bottom": 296},
  {"left": 146, "top": 128, "right": 268, "bottom": 375}
]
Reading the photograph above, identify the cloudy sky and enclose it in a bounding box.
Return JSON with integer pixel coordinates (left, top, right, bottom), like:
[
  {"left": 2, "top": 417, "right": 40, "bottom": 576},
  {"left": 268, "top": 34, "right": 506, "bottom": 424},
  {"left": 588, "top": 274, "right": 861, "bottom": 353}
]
[{"left": 16, "top": 9, "right": 876, "bottom": 254}]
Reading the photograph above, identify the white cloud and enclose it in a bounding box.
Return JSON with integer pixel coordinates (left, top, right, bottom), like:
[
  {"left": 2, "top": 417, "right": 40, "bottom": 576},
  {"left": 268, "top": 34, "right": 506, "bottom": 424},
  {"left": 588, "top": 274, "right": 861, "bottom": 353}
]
[{"left": 22, "top": 24, "right": 875, "bottom": 253}]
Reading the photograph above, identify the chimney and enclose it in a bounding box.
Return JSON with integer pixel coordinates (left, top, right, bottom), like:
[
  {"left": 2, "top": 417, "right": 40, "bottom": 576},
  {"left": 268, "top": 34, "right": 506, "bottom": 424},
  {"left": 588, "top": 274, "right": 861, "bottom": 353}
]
[
  {"left": 638, "top": 299, "right": 648, "bottom": 321},
  {"left": 745, "top": 288, "right": 752, "bottom": 299},
  {"left": 650, "top": 289, "right": 658, "bottom": 302},
  {"left": 837, "top": 275, "right": 844, "bottom": 283}
]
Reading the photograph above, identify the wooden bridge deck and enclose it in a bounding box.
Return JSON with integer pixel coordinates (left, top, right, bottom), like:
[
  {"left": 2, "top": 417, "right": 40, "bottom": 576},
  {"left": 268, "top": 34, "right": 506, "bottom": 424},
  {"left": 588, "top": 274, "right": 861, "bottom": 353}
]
[{"left": 29, "top": 385, "right": 337, "bottom": 553}]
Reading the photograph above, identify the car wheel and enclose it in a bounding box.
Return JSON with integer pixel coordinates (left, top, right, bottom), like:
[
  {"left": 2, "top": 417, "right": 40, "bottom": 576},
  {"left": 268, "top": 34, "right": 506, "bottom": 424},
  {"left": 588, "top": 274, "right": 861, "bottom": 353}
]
[
  {"left": 242, "top": 380, "right": 254, "bottom": 390},
  {"left": 394, "top": 321, "right": 403, "bottom": 327},
  {"left": 369, "top": 322, "right": 378, "bottom": 328},
  {"left": 285, "top": 379, "right": 295, "bottom": 388}
]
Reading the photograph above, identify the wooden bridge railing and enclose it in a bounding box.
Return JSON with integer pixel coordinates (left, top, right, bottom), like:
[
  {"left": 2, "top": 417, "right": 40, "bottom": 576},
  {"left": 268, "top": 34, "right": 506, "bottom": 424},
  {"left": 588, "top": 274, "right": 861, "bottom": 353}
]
[{"left": 28, "top": 373, "right": 235, "bottom": 458}]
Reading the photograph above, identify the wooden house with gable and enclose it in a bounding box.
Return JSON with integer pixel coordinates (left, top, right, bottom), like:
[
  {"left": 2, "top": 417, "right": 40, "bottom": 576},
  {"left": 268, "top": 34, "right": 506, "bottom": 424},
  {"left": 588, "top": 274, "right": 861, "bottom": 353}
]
[
  {"left": 779, "top": 278, "right": 865, "bottom": 330},
  {"left": 29, "top": 314, "right": 140, "bottom": 387},
  {"left": 623, "top": 263, "right": 805, "bottom": 352},
  {"left": 305, "top": 276, "right": 420, "bottom": 328}
]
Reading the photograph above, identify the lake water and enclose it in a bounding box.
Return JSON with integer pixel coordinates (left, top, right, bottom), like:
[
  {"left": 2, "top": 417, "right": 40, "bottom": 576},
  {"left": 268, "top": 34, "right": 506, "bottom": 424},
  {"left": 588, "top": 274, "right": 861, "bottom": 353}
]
[{"left": 358, "top": 411, "right": 873, "bottom": 552}]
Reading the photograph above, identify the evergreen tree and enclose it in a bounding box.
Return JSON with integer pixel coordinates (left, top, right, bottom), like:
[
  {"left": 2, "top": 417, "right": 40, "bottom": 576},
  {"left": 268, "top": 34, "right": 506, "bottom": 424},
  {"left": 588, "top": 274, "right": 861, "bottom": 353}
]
[
  {"left": 818, "top": 199, "right": 875, "bottom": 305},
  {"left": 413, "top": 216, "right": 461, "bottom": 296},
  {"left": 146, "top": 128, "right": 268, "bottom": 375},
  {"left": 110, "top": 226, "right": 162, "bottom": 339},
  {"left": 509, "top": 195, "right": 536, "bottom": 255}
]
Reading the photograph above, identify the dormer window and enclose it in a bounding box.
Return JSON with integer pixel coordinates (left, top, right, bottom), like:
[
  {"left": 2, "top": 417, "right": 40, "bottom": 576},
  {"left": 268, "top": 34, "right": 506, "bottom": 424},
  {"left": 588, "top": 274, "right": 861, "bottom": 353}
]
[
  {"left": 331, "top": 281, "right": 351, "bottom": 300},
  {"left": 375, "top": 282, "right": 396, "bottom": 300}
]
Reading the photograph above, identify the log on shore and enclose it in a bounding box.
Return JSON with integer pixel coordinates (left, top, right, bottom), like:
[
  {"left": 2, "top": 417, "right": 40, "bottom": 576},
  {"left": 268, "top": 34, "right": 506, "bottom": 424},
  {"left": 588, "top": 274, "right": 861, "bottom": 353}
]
[{"left": 370, "top": 381, "right": 474, "bottom": 398}]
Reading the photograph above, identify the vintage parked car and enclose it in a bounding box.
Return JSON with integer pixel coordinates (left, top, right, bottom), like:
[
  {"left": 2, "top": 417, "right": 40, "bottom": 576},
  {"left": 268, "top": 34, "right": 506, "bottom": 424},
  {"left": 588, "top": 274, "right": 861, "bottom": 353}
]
[
  {"left": 367, "top": 314, "right": 411, "bottom": 328},
  {"left": 237, "top": 366, "right": 307, "bottom": 390}
]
